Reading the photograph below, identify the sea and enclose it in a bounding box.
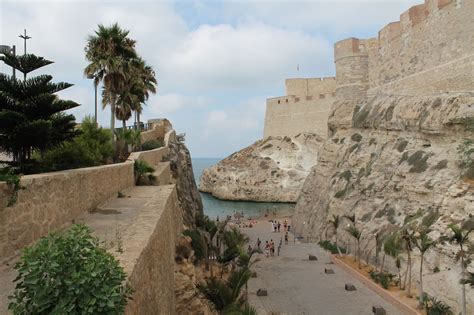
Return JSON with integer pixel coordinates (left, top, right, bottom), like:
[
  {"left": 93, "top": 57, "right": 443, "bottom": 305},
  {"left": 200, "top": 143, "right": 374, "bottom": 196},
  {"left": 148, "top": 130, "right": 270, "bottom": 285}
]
[{"left": 192, "top": 158, "right": 295, "bottom": 220}]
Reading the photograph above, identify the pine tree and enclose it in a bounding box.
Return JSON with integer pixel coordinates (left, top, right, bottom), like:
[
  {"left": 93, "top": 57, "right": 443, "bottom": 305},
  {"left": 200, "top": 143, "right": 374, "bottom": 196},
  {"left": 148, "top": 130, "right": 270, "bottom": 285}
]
[{"left": 0, "top": 52, "right": 79, "bottom": 172}]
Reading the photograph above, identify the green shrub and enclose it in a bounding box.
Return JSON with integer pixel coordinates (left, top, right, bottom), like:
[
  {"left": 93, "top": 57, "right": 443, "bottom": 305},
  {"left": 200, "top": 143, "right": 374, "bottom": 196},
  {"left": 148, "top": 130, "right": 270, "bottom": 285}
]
[
  {"left": 395, "top": 139, "right": 408, "bottom": 152},
  {"left": 134, "top": 160, "right": 156, "bottom": 185},
  {"left": 368, "top": 270, "right": 394, "bottom": 289},
  {"left": 422, "top": 294, "right": 453, "bottom": 315},
  {"left": 349, "top": 144, "right": 359, "bottom": 154},
  {"left": 0, "top": 167, "right": 24, "bottom": 206},
  {"left": 318, "top": 240, "right": 346, "bottom": 254},
  {"left": 334, "top": 188, "right": 347, "bottom": 199},
  {"left": 458, "top": 139, "right": 474, "bottom": 180},
  {"left": 407, "top": 150, "right": 429, "bottom": 173},
  {"left": 351, "top": 133, "right": 363, "bottom": 142},
  {"left": 339, "top": 170, "right": 352, "bottom": 181},
  {"left": 37, "top": 116, "right": 114, "bottom": 172},
  {"left": 141, "top": 139, "right": 164, "bottom": 151},
  {"left": 9, "top": 224, "right": 131, "bottom": 314},
  {"left": 433, "top": 159, "right": 448, "bottom": 170}
]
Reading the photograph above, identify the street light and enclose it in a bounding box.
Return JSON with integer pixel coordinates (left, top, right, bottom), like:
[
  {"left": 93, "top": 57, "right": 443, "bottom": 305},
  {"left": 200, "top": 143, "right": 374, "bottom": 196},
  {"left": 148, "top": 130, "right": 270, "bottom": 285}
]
[
  {"left": 0, "top": 44, "right": 16, "bottom": 80},
  {"left": 87, "top": 74, "right": 99, "bottom": 125}
]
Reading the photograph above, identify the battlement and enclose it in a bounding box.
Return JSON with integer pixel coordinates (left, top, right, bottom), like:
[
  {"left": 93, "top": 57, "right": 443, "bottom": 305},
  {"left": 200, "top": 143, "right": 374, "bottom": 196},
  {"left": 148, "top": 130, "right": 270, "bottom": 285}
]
[
  {"left": 334, "top": 0, "right": 473, "bottom": 97},
  {"left": 285, "top": 77, "right": 336, "bottom": 96}
]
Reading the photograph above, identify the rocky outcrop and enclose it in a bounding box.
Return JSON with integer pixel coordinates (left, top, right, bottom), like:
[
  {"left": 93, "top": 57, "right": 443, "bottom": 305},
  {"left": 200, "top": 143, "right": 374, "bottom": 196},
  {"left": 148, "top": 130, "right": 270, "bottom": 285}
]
[
  {"left": 292, "top": 93, "right": 474, "bottom": 311},
  {"left": 174, "top": 236, "right": 216, "bottom": 315},
  {"left": 199, "top": 133, "right": 325, "bottom": 202},
  {"left": 168, "top": 137, "right": 204, "bottom": 228}
]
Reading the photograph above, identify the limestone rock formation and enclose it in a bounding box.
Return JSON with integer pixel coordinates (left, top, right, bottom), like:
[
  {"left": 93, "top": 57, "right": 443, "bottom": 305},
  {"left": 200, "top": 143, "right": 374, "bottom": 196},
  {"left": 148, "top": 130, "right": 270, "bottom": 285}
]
[
  {"left": 168, "top": 137, "right": 204, "bottom": 228},
  {"left": 292, "top": 94, "right": 474, "bottom": 310},
  {"left": 199, "top": 133, "right": 325, "bottom": 202}
]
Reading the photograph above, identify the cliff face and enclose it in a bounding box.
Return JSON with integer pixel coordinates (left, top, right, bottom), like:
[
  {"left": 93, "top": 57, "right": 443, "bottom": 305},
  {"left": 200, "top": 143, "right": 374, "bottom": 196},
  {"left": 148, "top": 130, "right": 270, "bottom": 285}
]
[
  {"left": 199, "top": 133, "right": 324, "bottom": 202},
  {"left": 168, "top": 138, "right": 204, "bottom": 228},
  {"left": 292, "top": 93, "right": 474, "bottom": 310}
]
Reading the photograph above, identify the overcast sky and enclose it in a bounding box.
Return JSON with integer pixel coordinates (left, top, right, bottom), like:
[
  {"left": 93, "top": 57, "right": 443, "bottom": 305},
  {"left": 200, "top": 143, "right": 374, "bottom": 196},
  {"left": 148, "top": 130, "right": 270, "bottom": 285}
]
[{"left": 0, "top": 0, "right": 419, "bottom": 158}]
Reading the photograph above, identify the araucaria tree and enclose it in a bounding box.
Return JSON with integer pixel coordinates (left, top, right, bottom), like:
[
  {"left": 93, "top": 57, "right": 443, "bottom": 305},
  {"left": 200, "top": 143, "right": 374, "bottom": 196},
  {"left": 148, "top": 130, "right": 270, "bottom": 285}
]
[
  {"left": 0, "top": 53, "right": 79, "bottom": 172},
  {"left": 448, "top": 223, "right": 473, "bottom": 315}
]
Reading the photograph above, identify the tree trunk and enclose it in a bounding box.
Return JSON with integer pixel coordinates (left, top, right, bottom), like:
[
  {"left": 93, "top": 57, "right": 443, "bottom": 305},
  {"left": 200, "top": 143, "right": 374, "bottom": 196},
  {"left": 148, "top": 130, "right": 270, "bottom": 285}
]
[
  {"left": 110, "top": 100, "right": 116, "bottom": 143},
  {"left": 407, "top": 251, "right": 412, "bottom": 297},
  {"left": 418, "top": 254, "right": 424, "bottom": 309},
  {"left": 357, "top": 240, "right": 361, "bottom": 269},
  {"left": 122, "top": 119, "right": 126, "bottom": 129},
  {"left": 380, "top": 253, "right": 386, "bottom": 273},
  {"left": 461, "top": 246, "right": 466, "bottom": 315}
]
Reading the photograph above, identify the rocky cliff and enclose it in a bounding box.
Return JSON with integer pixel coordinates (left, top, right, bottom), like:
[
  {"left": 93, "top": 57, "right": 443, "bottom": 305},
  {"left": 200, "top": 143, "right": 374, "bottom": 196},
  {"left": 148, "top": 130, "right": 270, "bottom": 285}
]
[
  {"left": 199, "top": 133, "right": 325, "bottom": 202},
  {"left": 292, "top": 93, "right": 474, "bottom": 310}
]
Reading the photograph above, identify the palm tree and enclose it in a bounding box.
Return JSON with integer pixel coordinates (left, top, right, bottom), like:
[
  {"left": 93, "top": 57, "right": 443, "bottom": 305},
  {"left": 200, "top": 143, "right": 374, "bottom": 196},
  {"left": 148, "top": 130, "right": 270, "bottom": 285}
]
[
  {"left": 84, "top": 23, "right": 137, "bottom": 141},
  {"left": 413, "top": 226, "right": 436, "bottom": 309},
  {"left": 131, "top": 58, "right": 157, "bottom": 127},
  {"left": 400, "top": 226, "right": 415, "bottom": 297},
  {"left": 448, "top": 223, "right": 473, "bottom": 315},
  {"left": 343, "top": 214, "right": 356, "bottom": 257},
  {"left": 346, "top": 225, "right": 362, "bottom": 268},
  {"left": 381, "top": 232, "right": 403, "bottom": 287},
  {"left": 329, "top": 215, "right": 341, "bottom": 250}
]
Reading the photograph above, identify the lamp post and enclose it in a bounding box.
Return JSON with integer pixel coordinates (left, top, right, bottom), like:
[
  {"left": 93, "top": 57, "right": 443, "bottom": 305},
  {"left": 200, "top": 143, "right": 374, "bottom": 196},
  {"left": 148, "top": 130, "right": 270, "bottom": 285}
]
[
  {"left": 87, "top": 74, "right": 98, "bottom": 125},
  {"left": 0, "top": 44, "right": 16, "bottom": 80}
]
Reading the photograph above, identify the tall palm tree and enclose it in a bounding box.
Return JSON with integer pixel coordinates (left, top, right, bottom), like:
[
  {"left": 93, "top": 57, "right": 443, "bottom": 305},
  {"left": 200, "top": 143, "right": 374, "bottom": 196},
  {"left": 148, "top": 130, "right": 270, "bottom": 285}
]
[
  {"left": 346, "top": 225, "right": 362, "bottom": 268},
  {"left": 400, "top": 226, "right": 415, "bottom": 297},
  {"left": 381, "top": 232, "right": 403, "bottom": 287},
  {"left": 131, "top": 58, "right": 157, "bottom": 127},
  {"left": 448, "top": 223, "right": 473, "bottom": 315},
  {"left": 84, "top": 23, "right": 137, "bottom": 141},
  {"left": 328, "top": 215, "right": 342, "bottom": 255},
  {"left": 413, "top": 226, "right": 436, "bottom": 309}
]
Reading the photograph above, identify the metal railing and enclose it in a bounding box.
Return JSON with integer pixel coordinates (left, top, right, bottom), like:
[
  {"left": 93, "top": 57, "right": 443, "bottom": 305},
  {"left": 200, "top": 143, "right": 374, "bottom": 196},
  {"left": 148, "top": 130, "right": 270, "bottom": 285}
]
[{"left": 115, "top": 122, "right": 153, "bottom": 132}]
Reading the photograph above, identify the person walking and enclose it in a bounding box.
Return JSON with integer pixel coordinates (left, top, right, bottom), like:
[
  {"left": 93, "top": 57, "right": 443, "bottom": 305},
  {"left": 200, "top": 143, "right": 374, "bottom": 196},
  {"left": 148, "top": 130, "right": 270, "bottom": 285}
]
[
  {"left": 265, "top": 241, "right": 270, "bottom": 258},
  {"left": 285, "top": 232, "right": 289, "bottom": 245},
  {"left": 277, "top": 222, "right": 281, "bottom": 232},
  {"left": 257, "top": 238, "right": 261, "bottom": 250}
]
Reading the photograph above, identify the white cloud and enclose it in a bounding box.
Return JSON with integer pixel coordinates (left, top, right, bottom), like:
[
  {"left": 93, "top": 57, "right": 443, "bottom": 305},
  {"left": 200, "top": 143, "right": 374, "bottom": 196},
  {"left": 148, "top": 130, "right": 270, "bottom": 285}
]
[{"left": 162, "top": 22, "right": 333, "bottom": 92}]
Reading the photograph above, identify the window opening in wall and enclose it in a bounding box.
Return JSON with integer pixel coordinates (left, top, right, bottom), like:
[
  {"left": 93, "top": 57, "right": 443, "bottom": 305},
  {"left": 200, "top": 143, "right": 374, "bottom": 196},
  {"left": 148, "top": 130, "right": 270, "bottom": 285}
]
[{"left": 278, "top": 100, "right": 280, "bottom": 104}]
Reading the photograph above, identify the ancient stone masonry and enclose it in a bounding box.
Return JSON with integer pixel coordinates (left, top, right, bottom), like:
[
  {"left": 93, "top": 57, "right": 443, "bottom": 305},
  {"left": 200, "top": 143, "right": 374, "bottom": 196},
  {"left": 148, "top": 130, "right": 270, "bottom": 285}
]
[
  {"left": 263, "top": 77, "right": 336, "bottom": 139},
  {"left": 293, "top": 0, "right": 474, "bottom": 313}
]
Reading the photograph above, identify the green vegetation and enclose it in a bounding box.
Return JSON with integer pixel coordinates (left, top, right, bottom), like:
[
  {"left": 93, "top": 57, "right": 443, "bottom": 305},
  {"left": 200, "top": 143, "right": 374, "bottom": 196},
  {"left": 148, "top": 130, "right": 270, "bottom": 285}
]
[
  {"left": 352, "top": 104, "right": 371, "bottom": 128},
  {"left": 406, "top": 150, "right": 430, "bottom": 173},
  {"left": 458, "top": 139, "right": 474, "bottom": 180},
  {"left": 0, "top": 167, "right": 25, "bottom": 206},
  {"left": 9, "top": 224, "right": 131, "bottom": 314},
  {"left": 348, "top": 144, "right": 359, "bottom": 154},
  {"left": 84, "top": 23, "right": 157, "bottom": 140},
  {"left": 368, "top": 270, "right": 395, "bottom": 289},
  {"left": 0, "top": 52, "right": 79, "bottom": 172},
  {"left": 346, "top": 225, "right": 362, "bottom": 268},
  {"left": 339, "top": 170, "right": 352, "bottom": 181},
  {"left": 134, "top": 160, "right": 156, "bottom": 185},
  {"left": 422, "top": 294, "right": 453, "bottom": 315},
  {"left": 450, "top": 117, "right": 474, "bottom": 132},
  {"left": 351, "top": 133, "right": 362, "bottom": 142},
  {"left": 334, "top": 188, "right": 347, "bottom": 199},
  {"left": 432, "top": 159, "right": 448, "bottom": 170},
  {"left": 141, "top": 139, "right": 164, "bottom": 151},
  {"left": 395, "top": 139, "right": 409, "bottom": 152},
  {"left": 37, "top": 116, "right": 114, "bottom": 172},
  {"left": 318, "top": 240, "right": 347, "bottom": 255}
]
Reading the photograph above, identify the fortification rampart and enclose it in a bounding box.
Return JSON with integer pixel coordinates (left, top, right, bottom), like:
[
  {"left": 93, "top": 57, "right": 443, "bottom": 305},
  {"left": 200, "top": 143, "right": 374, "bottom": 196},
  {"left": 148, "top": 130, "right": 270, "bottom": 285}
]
[
  {"left": 334, "top": 0, "right": 474, "bottom": 98},
  {"left": 264, "top": 77, "right": 336, "bottom": 138}
]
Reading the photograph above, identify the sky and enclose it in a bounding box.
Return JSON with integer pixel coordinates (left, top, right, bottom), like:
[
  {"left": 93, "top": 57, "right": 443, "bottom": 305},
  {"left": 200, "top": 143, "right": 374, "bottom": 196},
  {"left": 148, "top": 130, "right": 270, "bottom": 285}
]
[{"left": 0, "top": 0, "right": 420, "bottom": 158}]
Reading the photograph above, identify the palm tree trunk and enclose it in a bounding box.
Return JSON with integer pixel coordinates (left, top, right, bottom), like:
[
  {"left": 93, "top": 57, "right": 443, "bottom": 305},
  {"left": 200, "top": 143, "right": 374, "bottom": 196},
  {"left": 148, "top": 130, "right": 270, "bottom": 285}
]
[
  {"left": 380, "top": 253, "right": 385, "bottom": 273},
  {"left": 110, "top": 100, "right": 116, "bottom": 142},
  {"left": 418, "top": 254, "right": 424, "bottom": 309},
  {"left": 122, "top": 119, "right": 126, "bottom": 129},
  {"left": 407, "top": 251, "right": 412, "bottom": 297},
  {"left": 461, "top": 247, "right": 466, "bottom": 315}
]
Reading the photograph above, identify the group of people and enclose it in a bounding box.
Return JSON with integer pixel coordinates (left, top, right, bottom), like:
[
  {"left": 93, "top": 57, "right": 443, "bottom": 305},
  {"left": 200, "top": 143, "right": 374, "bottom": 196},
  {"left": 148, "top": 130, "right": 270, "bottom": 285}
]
[
  {"left": 271, "top": 219, "right": 290, "bottom": 233},
  {"left": 255, "top": 238, "right": 279, "bottom": 257}
]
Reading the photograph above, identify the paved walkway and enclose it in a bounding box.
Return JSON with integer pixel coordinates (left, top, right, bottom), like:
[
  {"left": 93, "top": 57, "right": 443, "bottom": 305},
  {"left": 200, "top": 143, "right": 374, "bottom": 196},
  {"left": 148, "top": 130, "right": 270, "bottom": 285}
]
[{"left": 242, "top": 222, "right": 402, "bottom": 315}]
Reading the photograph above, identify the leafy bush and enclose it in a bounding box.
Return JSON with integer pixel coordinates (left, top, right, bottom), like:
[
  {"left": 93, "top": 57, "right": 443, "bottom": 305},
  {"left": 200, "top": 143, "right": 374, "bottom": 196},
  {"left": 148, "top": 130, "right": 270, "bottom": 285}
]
[
  {"left": 368, "top": 270, "right": 394, "bottom": 289},
  {"left": 0, "top": 167, "right": 24, "bottom": 206},
  {"left": 134, "top": 160, "right": 156, "bottom": 185},
  {"left": 116, "top": 129, "right": 141, "bottom": 159},
  {"left": 36, "top": 116, "right": 114, "bottom": 172},
  {"left": 9, "top": 224, "right": 131, "bottom": 314},
  {"left": 318, "top": 240, "right": 346, "bottom": 254},
  {"left": 140, "top": 139, "right": 164, "bottom": 151},
  {"left": 351, "top": 133, "right": 362, "bottom": 142},
  {"left": 183, "top": 229, "right": 207, "bottom": 264},
  {"left": 422, "top": 294, "right": 453, "bottom": 315},
  {"left": 458, "top": 139, "right": 474, "bottom": 180},
  {"left": 407, "top": 150, "right": 429, "bottom": 173}
]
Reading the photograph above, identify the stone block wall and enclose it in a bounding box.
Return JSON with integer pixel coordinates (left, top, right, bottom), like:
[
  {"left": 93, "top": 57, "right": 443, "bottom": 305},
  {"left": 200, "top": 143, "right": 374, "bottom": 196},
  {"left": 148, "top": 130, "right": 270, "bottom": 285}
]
[
  {"left": 263, "top": 77, "right": 336, "bottom": 138},
  {"left": 0, "top": 162, "right": 135, "bottom": 259},
  {"left": 334, "top": 0, "right": 474, "bottom": 98}
]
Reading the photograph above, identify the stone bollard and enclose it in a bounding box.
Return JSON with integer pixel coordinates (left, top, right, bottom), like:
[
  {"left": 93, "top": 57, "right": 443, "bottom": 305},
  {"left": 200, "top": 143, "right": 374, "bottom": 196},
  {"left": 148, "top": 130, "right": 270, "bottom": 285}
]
[
  {"left": 345, "top": 284, "right": 356, "bottom": 291},
  {"left": 324, "top": 268, "right": 335, "bottom": 274},
  {"left": 257, "top": 289, "right": 268, "bottom": 296},
  {"left": 251, "top": 271, "right": 257, "bottom": 278},
  {"left": 372, "top": 305, "right": 386, "bottom": 315},
  {"left": 309, "top": 255, "right": 318, "bottom": 261}
]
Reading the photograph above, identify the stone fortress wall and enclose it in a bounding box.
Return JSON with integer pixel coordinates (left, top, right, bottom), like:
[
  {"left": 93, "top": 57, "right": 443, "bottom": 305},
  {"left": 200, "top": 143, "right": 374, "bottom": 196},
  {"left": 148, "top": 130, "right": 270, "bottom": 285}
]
[
  {"left": 263, "top": 77, "right": 336, "bottom": 138},
  {"left": 334, "top": 0, "right": 474, "bottom": 100}
]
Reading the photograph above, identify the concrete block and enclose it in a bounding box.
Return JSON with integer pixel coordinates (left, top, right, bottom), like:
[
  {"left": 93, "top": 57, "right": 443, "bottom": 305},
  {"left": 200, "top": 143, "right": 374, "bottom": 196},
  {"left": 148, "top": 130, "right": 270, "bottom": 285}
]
[
  {"left": 257, "top": 289, "right": 268, "bottom": 296},
  {"left": 324, "top": 268, "right": 335, "bottom": 274},
  {"left": 309, "top": 255, "right": 318, "bottom": 261},
  {"left": 345, "top": 283, "right": 356, "bottom": 291},
  {"left": 372, "top": 305, "right": 386, "bottom": 315}
]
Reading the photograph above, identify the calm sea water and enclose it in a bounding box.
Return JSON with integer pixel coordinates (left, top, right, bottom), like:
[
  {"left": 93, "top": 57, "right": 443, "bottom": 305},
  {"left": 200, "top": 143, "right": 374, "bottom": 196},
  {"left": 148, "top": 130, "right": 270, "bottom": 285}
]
[{"left": 192, "top": 158, "right": 295, "bottom": 220}]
